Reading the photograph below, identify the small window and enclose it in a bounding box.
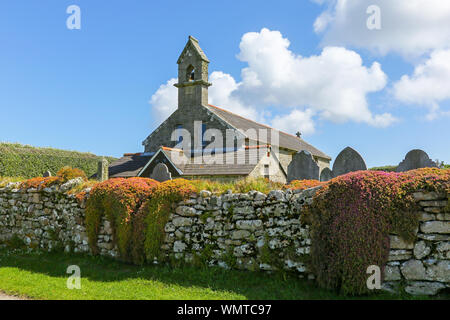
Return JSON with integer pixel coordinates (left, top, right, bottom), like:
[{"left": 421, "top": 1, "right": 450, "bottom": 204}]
[
  {"left": 264, "top": 164, "right": 270, "bottom": 179},
  {"left": 176, "top": 124, "right": 183, "bottom": 144}
]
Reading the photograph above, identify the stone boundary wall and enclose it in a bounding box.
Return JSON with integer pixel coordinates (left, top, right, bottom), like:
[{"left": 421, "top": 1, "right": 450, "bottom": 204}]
[
  {"left": 0, "top": 182, "right": 448, "bottom": 295},
  {"left": 384, "top": 191, "right": 449, "bottom": 295},
  {"left": 0, "top": 182, "right": 116, "bottom": 257}
]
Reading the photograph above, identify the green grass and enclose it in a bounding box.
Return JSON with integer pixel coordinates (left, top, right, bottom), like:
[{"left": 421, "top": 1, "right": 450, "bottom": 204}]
[
  {"left": 369, "top": 165, "right": 398, "bottom": 172},
  {"left": 0, "top": 142, "right": 117, "bottom": 178},
  {"left": 190, "top": 177, "right": 286, "bottom": 194},
  {"left": 0, "top": 249, "right": 440, "bottom": 300}
]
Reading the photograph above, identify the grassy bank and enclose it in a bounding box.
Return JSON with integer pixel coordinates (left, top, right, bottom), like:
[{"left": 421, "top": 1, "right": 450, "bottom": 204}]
[
  {"left": 0, "top": 142, "right": 116, "bottom": 178},
  {"left": 0, "top": 249, "right": 437, "bottom": 300}
]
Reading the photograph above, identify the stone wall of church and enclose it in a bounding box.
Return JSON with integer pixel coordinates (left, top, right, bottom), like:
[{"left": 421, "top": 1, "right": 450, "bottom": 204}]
[{"left": 143, "top": 106, "right": 238, "bottom": 153}]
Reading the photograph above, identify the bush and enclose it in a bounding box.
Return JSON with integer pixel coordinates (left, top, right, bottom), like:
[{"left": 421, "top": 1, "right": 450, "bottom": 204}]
[
  {"left": 303, "top": 168, "right": 450, "bottom": 295},
  {"left": 19, "top": 166, "right": 88, "bottom": 190},
  {"left": 190, "top": 177, "right": 285, "bottom": 194},
  {"left": 287, "top": 179, "right": 324, "bottom": 191},
  {"left": 369, "top": 165, "right": 397, "bottom": 172},
  {"left": 85, "top": 177, "right": 159, "bottom": 261},
  {"left": 56, "top": 166, "right": 87, "bottom": 182},
  {"left": 131, "top": 179, "right": 197, "bottom": 265},
  {"left": 19, "top": 176, "right": 60, "bottom": 190},
  {"left": 0, "top": 142, "right": 116, "bottom": 178}
]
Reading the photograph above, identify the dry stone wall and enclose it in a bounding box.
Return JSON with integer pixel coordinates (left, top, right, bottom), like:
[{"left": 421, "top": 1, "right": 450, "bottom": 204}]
[
  {"left": 0, "top": 182, "right": 116, "bottom": 257},
  {"left": 0, "top": 181, "right": 448, "bottom": 296},
  {"left": 384, "top": 191, "right": 449, "bottom": 295}
]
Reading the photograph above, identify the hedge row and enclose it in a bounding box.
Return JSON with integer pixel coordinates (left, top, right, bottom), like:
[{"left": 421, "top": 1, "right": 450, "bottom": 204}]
[
  {"left": 0, "top": 143, "right": 116, "bottom": 178},
  {"left": 304, "top": 168, "right": 450, "bottom": 295},
  {"left": 85, "top": 178, "right": 196, "bottom": 264}
]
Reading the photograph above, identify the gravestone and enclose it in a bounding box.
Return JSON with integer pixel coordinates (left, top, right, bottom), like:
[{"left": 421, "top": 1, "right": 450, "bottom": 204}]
[
  {"left": 43, "top": 171, "right": 52, "bottom": 177},
  {"left": 150, "top": 163, "right": 172, "bottom": 182},
  {"left": 332, "top": 146, "right": 367, "bottom": 177},
  {"left": 97, "top": 158, "right": 109, "bottom": 182},
  {"left": 287, "top": 150, "right": 319, "bottom": 182},
  {"left": 395, "top": 149, "right": 437, "bottom": 172},
  {"left": 320, "top": 167, "right": 333, "bottom": 182}
]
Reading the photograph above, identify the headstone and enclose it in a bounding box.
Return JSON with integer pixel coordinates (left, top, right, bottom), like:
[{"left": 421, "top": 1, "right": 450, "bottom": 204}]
[
  {"left": 395, "top": 149, "right": 437, "bottom": 172},
  {"left": 332, "top": 146, "right": 367, "bottom": 177},
  {"left": 320, "top": 167, "right": 333, "bottom": 182},
  {"left": 150, "top": 163, "right": 172, "bottom": 182},
  {"left": 287, "top": 150, "right": 319, "bottom": 182},
  {"left": 43, "top": 171, "right": 52, "bottom": 177},
  {"left": 97, "top": 158, "right": 109, "bottom": 182}
]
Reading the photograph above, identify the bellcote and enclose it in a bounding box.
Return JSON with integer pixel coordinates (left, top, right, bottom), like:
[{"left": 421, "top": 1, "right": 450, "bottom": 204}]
[{"left": 174, "top": 36, "right": 211, "bottom": 108}]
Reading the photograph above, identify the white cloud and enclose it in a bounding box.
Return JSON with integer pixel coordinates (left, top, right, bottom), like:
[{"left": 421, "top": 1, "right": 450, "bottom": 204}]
[
  {"left": 149, "top": 78, "right": 177, "bottom": 122},
  {"left": 393, "top": 49, "right": 450, "bottom": 119},
  {"left": 208, "top": 71, "right": 261, "bottom": 122},
  {"left": 313, "top": 0, "right": 450, "bottom": 57},
  {"left": 235, "top": 28, "right": 392, "bottom": 127},
  {"left": 149, "top": 28, "right": 395, "bottom": 135},
  {"left": 272, "top": 109, "right": 316, "bottom": 135}
]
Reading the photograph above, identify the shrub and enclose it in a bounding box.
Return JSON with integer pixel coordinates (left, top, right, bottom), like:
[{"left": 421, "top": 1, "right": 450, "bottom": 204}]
[
  {"left": 20, "top": 176, "right": 60, "bottom": 190},
  {"left": 131, "top": 179, "right": 197, "bottom": 265},
  {"left": 0, "top": 142, "right": 116, "bottom": 178},
  {"left": 190, "top": 177, "right": 285, "bottom": 194},
  {"left": 19, "top": 166, "right": 88, "bottom": 191},
  {"left": 56, "top": 166, "right": 87, "bottom": 182},
  {"left": 85, "top": 177, "right": 159, "bottom": 261},
  {"left": 369, "top": 165, "right": 397, "bottom": 172},
  {"left": 303, "top": 168, "right": 450, "bottom": 295},
  {"left": 287, "top": 179, "right": 324, "bottom": 191}
]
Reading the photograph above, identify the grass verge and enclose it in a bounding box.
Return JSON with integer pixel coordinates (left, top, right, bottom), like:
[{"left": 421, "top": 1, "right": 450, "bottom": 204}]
[{"left": 0, "top": 249, "right": 440, "bottom": 300}]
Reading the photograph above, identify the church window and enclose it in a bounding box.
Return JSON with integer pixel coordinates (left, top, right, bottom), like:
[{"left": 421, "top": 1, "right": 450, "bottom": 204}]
[{"left": 176, "top": 124, "right": 183, "bottom": 144}]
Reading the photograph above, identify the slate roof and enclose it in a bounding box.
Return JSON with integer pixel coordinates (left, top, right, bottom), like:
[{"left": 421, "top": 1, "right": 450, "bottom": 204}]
[
  {"left": 159, "top": 145, "right": 278, "bottom": 176},
  {"left": 108, "top": 153, "right": 153, "bottom": 178},
  {"left": 205, "top": 104, "right": 331, "bottom": 160}
]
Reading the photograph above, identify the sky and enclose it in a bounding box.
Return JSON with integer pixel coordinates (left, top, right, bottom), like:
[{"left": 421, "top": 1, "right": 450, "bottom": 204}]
[{"left": 0, "top": 0, "right": 449, "bottom": 168}]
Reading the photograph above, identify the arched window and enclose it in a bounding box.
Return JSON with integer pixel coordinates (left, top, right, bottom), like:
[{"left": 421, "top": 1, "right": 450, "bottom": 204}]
[{"left": 186, "top": 65, "right": 195, "bottom": 82}]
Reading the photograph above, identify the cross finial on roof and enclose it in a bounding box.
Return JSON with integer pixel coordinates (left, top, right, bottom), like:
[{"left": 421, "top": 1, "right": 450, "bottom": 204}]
[{"left": 296, "top": 131, "right": 302, "bottom": 138}]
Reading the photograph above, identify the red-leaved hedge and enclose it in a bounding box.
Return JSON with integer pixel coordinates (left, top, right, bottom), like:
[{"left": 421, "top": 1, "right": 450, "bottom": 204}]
[
  {"left": 303, "top": 168, "right": 450, "bottom": 295},
  {"left": 85, "top": 177, "right": 159, "bottom": 261}
]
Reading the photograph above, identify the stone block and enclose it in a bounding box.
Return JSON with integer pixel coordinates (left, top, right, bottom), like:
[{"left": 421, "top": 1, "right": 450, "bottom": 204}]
[{"left": 420, "top": 221, "right": 450, "bottom": 234}]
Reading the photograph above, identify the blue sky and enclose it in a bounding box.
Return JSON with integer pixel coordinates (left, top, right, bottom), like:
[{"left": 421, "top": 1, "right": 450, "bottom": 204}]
[{"left": 0, "top": 0, "right": 449, "bottom": 167}]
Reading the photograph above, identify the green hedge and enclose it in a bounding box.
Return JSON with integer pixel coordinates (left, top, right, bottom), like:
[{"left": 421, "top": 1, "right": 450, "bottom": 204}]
[{"left": 0, "top": 143, "right": 117, "bottom": 178}]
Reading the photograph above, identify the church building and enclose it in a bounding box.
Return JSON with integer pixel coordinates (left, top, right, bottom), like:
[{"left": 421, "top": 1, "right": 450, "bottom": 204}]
[{"left": 108, "top": 36, "right": 331, "bottom": 183}]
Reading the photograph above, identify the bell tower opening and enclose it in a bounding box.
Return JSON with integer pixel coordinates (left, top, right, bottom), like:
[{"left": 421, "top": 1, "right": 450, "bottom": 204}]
[{"left": 186, "top": 65, "right": 195, "bottom": 82}]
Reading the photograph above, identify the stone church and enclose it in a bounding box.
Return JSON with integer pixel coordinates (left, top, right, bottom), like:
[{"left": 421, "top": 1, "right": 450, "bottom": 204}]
[{"left": 108, "top": 36, "right": 331, "bottom": 183}]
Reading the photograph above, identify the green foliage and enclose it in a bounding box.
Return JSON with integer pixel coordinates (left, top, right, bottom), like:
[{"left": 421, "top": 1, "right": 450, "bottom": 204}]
[
  {"left": 221, "top": 247, "right": 237, "bottom": 269},
  {"left": 0, "top": 176, "right": 25, "bottom": 187},
  {"left": 5, "top": 234, "right": 26, "bottom": 249},
  {"left": 132, "top": 179, "right": 197, "bottom": 265},
  {"left": 2, "top": 249, "right": 435, "bottom": 300},
  {"left": 258, "top": 236, "right": 283, "bottom": 270},
  {"left": 189, "top": 177, "right": 285, "bottom": 194},
  {"left": 85, "top": 177, "right": 159, "bottom": 262},
  {"left": 192, "top": 244, "right": 214, "bottom": 268},
  {"left": 0, "top": 142, "right": 116, "bottom": 178},
  {"left": 56, "top": 166, "right": 87, "bottom": 182},
  {"left": 369, "top": 165, "right": 397, "bottom": 172},
  {"left": 304, "top": 168, "right": 450, "bottom": 296}
]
